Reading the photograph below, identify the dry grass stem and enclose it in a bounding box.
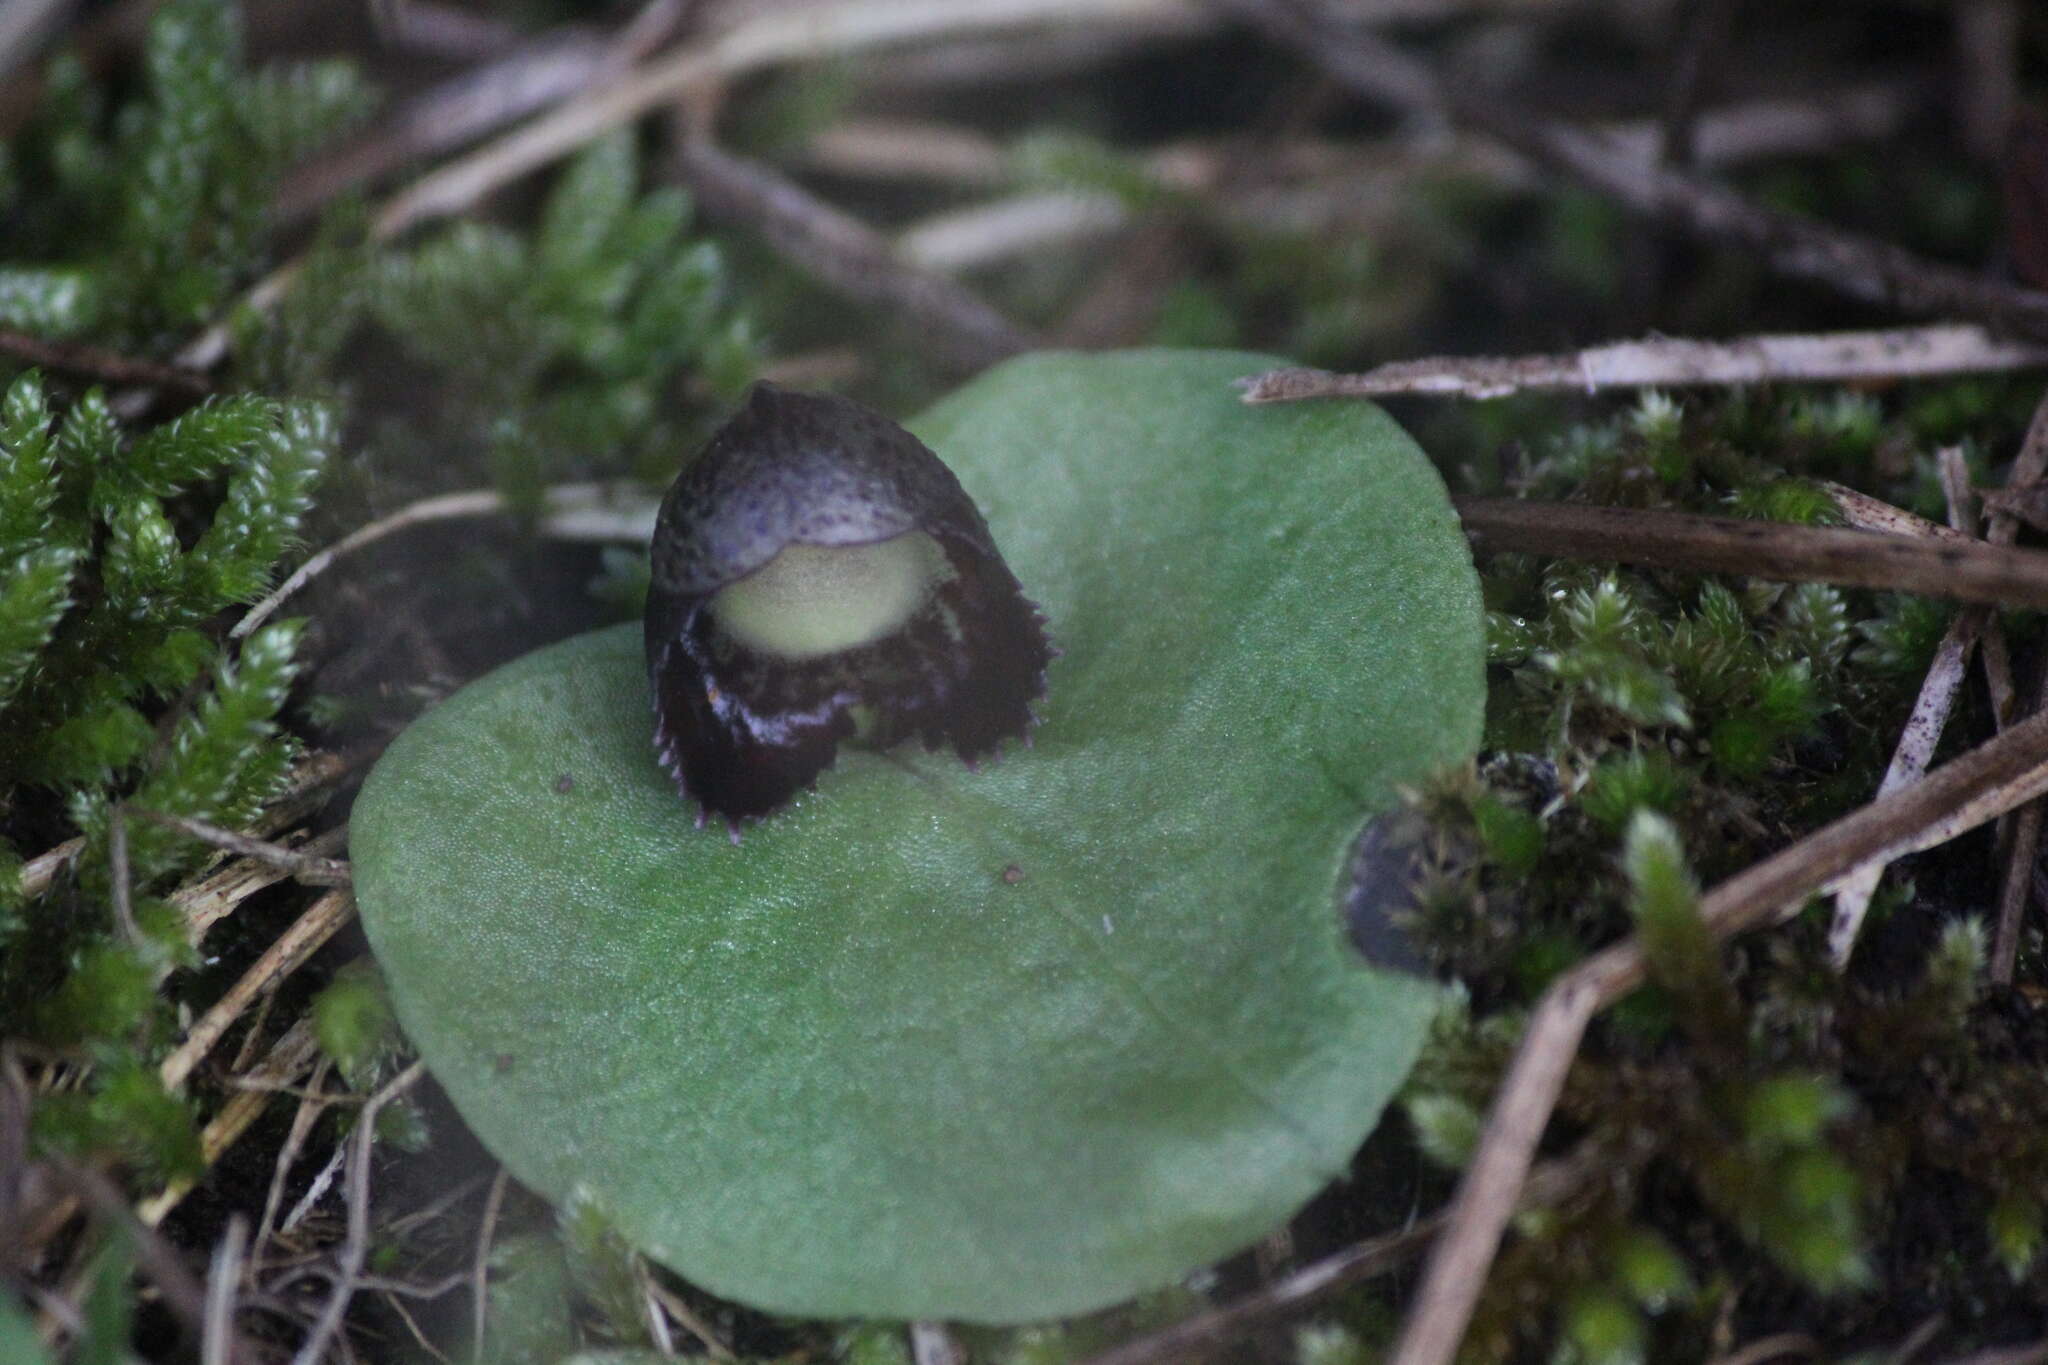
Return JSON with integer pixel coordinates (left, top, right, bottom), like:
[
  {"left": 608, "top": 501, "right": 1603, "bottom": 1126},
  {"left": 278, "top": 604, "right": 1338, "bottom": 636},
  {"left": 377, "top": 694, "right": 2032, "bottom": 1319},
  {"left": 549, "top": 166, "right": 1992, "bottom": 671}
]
[
  {"left": 1081, "top": 1146, "right": 1604, "bottom": 1365},
  {"left": 643, "top": 1276, "right": 735, "bottom": 1360},
  {"left": 274, "top": 28, "right": 614, "bottom": 226},
  {"left": 1823, "top": 481, "right": 1969, "bottom": 540},
  {"left": 1389, "top": 705, "right": 2048, "bottom": 1365},
  {"left": 129, "top": 807, "right": 351, "bottom": 886},
  {"left": 1455, "top": 498, "right": 2048, "bottom": 609},
  {"left": 235, "top": 483, "right": 659, "bottom": 641},
  {"left": 638, "top": 1258, "right": 679, "bottom": 1357},
  {"left": 159, "top": 889, "right": 356, "bottom": 1094},
  {"left": 279, "top": 1142, "right": 346, "bottom": 1238},
  {"left": 1235, "top": 326, "right": 2048, "bottom": 402},
  {"left": 898, "top": 192, "right": 1129, "bottom": 273},
  {"left": 676, "top": 135, "right": 1040, "bottom": 372},
  {"left": 470, "top": 1165, "right": 509, "bottom": 1365},
  {"left": 20, "top": 749, "right": 353, "bottom": 905},
  {"left": 1825, "top": 448, "right": 1992, "bottom": 965},
  {"left": 201, "top": 1214, "right": 250, "bottom": 1365},
  {"left": 179, "top": 828, "right": 351, "bottom": 945},
  {"left": 289, "top": 1059, "right": 427, "bottom": 1365},
  {"left": 1704, "top": 1334, "right": 1823, "bottom": 1365},
  {"left": 140, "top": 1019, "right": 324, "bottom": 1228},
  {"left": 0, "top": 326, "right": 213, "bottom": 394},
  {"left": 254, "top": 1057, "right": 338, "bottom": 1257},
  {"left": 1992, "top": 678, "right": 2048, "bottom": 982}
]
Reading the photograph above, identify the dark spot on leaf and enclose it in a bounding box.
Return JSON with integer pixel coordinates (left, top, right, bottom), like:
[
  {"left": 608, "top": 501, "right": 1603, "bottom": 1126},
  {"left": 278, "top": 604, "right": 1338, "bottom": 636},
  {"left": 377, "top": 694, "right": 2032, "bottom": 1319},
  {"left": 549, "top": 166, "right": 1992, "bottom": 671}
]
[
  {"left": 494, "top": 1053, "right": 516, "bottom": 1073},
  {"left": 553, "top": 773, "right": 574, "bottom": 794},
  {"left": 1002, "top": 863, "right": 1024, "bottom": 884},
  {"left": 1342, "top": 810, "right": 1435, "bottom": 977}
]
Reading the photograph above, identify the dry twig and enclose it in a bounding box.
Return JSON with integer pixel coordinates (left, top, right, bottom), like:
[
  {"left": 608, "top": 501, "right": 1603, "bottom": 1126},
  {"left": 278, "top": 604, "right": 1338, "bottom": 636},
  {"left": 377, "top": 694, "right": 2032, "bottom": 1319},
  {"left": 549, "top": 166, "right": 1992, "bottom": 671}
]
[
  {"left": 234, "top": 483, "right": 658, "bottom": 641},
  {"left": 470, "top": 1165, "right": 509, "bottom": 1365},
  {"left": 0, "top": 327, "right": 212, "bottom": 394},
  {"left": 202, "top": 1215, "right": 251, "bottom": 1365},
  {"left": 290, "top": 1059, "right": 428, "bottom": 1365},
  {"left": 1080, "top": 1145, "right": 1604, "bottom": 1365},
  {"left": 676, "top": 135, "right": 1039, "bottom": 372},
  {"left": 129, "top": 807, "right": 351, "bottom": 886},
  {"left": 1823, "top": 449, "right": 1996, "bottom": 965},
  {"left": 159, "top": 889, "right": 356, "bottom": 1094},
  {"left": 1235, "top": 326, "right": 2048, "bottom": 402},
  {"left": 140, "top": 1018, "right": 325, "bottom": 1228},
  {"left": 1388, "top": 708, "right": 2048, "bottom": 1365},
  {"left": 642, "top": 1275, "right": 735, "bottom": 1361},
  {"left": 1454, "top": 498, "right": 2048, "bottom": 610}
]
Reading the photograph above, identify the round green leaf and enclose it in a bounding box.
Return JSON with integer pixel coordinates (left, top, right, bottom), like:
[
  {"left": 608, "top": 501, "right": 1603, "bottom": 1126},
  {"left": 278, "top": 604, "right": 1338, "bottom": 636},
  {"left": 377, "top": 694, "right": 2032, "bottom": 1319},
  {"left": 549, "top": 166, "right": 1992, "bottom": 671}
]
[{"left": 351, "top": 348, "right": 1482, "bottom": 1323}]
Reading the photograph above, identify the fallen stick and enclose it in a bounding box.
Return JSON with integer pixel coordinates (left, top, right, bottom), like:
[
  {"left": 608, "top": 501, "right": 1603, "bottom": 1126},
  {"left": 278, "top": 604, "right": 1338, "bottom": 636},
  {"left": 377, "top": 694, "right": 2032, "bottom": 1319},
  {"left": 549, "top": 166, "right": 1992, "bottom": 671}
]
[
  {"left": 1454, "top": 498, "right": 2048, "bottom": 610},
  {"left": 1237, "top": 325, "right": 2048, "bottom": 402}
]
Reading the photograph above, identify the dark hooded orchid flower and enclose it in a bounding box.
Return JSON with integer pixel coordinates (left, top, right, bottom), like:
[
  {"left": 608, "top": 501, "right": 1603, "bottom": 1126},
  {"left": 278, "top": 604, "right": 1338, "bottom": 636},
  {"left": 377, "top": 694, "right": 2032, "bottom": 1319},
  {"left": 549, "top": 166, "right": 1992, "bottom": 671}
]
[{"left": 644, "top": 382, "right": 1054, "bottom": 827}]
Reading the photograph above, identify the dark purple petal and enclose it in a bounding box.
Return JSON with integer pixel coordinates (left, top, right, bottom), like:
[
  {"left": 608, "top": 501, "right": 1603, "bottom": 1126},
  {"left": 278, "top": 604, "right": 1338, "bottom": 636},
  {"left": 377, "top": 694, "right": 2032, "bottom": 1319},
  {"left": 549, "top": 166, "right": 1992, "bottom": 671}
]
[{"left": 645, "top": 383, "right": 1053, "bottom": 822}]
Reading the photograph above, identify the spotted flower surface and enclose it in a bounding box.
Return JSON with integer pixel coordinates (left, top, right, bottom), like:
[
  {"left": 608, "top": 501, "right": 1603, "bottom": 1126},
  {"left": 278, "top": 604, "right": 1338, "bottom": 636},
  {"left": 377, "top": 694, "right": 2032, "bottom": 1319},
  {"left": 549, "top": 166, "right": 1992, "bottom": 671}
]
[{"left": 644, "top": 382, "right": 1053, "bottom": 824}]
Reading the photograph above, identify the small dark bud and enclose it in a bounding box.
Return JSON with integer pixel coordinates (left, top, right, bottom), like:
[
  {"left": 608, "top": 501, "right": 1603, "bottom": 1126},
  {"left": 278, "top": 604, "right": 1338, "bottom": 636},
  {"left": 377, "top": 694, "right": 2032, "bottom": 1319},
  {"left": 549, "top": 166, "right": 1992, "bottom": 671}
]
[{"left": 645, "top": 382, "right": 1053, "bottom": 824}]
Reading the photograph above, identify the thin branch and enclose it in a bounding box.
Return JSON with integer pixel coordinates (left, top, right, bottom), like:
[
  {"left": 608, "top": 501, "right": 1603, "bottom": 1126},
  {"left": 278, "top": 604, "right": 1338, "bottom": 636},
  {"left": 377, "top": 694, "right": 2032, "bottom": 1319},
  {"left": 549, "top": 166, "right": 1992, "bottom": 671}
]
[
  {"left": 128, "top": 807, "right": 351, "bottom": 886},
  {"left": 1208, "top": 0, "right": 2048, "bottom": 340},
  {"left": 1454, "top": 498, "right": 2048, "bottom": 610},
  {"left": 1825, "top": 448, "right": 1990, "bottom": 966},
  {"left": 642, "top": 1276, "right": 736, "bottom": 1361},
  {"left": 274, "top": 29, "right": 612, "bottom": 226},
  {"left": 1080, "top": 1146, "right": 1601, "bottom": 1365},
  {"left": 470, "top": 1166, "right": 509, "bottom": 1365},
  {"left": 0, "top": 327, "right": 212, "bottom": 394},
  {"left": 1080, "top": 1222, "right": 1435, "bottom": 1365},
  {"left": 640, "top": 1260, "right": 679, "bottom": 1357},
  {"left": 202, "top": 1215, "right": 251, "bottom": 1365},
  {"left": 255, "top": 1058, "right": 338, "bottom": 1260},
  {"left": 233, "top": 483, "right": 658, "bottom": 642},
  {"left": 1824, "top": 481, "right": 1970, "bottom": 541},
  {"left": 290, "top": 1059, "right": 428, "bottom": 1365},
  {"left": 675, "top": 135, "right": 1039, "bottom": 373},
  {"left": 1389, "top": 707, "right": 2048, "bottom": 1365},
  {"left": 277, "top": 0, "right": 699, "bottom": 228},
  {"left": 140, "top": 1018, "right": 324, "bottom": 1229},
  {"left": 20, "top": 749, "right": 354, "bottom": 905},
  {"left": 178, "top": 827, "right": 351, "bottom": 945},
  {"left": 107, "top": 806, "right": 139, "bottom": 946},
  {"left": 159, "top": 889, "right": 356, "bottom": 1093},
  {"left": 1705, "top": 1334, "right": 1823, "bottom": 1365},
  {"left": 1235, "top": 325, "right": 2048, "bottom": 402}
]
